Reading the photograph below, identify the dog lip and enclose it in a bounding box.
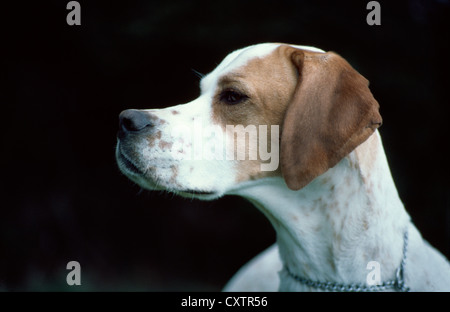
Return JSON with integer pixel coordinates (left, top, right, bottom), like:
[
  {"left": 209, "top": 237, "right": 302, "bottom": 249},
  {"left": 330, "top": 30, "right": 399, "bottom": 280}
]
[
  {"left": 179, "top": 189, "right": 216, "bottom": 196},
  {"left": 117, "top": 148, "right": 143, "bottom": 175}
]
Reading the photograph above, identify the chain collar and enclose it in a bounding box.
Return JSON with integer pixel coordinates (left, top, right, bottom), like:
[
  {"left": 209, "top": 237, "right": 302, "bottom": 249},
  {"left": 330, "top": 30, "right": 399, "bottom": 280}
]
[{"left": 285, "top": 228, "right": 410, "bottom": 292}]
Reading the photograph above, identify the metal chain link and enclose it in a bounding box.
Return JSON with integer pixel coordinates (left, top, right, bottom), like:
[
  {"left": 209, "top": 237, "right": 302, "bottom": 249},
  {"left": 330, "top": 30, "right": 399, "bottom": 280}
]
[{"left": 285, "top": 228, "right": 410, "bottom": 292}]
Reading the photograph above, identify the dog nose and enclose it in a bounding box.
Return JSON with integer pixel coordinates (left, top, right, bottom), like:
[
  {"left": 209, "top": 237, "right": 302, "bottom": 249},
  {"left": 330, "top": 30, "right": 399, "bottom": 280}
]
[
  {"left": 117, "top": 109, "right": 156, "bottom": 139},
  {"left": 119, "top": 109, "right": 154, "bottom": 137}
]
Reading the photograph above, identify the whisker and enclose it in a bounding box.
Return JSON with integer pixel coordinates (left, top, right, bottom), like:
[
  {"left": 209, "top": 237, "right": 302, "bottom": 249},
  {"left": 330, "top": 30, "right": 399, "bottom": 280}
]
[{"left": 192, "top": 69, "right": 205, "bottom": 79}]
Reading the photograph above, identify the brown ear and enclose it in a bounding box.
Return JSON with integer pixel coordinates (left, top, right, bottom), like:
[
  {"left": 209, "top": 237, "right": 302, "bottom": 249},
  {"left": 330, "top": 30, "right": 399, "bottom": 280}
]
[{"left": 281, "top": 48, "right": 382, "bottom": 190}]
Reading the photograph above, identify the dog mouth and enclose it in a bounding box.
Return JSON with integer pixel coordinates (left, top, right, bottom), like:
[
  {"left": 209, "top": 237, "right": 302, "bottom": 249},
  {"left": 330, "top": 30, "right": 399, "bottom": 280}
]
[
  {"left": 116, "top": 143, "right": 219, "bottom": 198},
  {"left": 175, "top": 189, "right": 219, "bottom": 200},
  {"left": 179, "top": 190, "right": 216, "bottom": 196},
  {"left": 116, "top": 146, "right": 143, "bottom": 176}
]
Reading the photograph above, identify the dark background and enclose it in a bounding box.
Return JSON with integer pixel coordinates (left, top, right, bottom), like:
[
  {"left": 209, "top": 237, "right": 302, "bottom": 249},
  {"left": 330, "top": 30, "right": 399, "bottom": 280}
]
[{"left": 2, "top": 0, "right": 449, "bottom": 291}]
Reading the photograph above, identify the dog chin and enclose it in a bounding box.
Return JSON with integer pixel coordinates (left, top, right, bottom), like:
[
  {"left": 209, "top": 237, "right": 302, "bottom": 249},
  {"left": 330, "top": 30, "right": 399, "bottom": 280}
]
[
  {"left": 173, "top": 189, "right": 223, "bottom": 201},
  {"left": 138, "top": 182, "right": 223, "bottom": 201},
  {"left": 118, "top": 163, "right": 223, "bottom": 201},
  {"left": 116, "top": 144, "right": 226, "bottom": 200}
]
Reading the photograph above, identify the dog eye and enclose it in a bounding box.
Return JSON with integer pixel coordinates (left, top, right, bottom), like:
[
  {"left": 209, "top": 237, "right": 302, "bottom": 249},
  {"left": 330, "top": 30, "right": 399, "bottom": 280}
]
[{"left": 220, "top": 90, "right": 248, "bottom": 105}]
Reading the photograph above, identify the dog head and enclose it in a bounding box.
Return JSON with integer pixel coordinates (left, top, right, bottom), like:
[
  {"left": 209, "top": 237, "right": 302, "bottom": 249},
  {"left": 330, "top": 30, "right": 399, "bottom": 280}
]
[{"left": 116, "top": 43, "right": 381, "bottom": 199}]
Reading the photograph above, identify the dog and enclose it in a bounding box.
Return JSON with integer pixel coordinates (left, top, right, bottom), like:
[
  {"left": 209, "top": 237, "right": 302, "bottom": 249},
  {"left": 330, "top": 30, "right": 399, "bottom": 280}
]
[{"left": 116, "top": 43, "right": 450, "bottom": 291}]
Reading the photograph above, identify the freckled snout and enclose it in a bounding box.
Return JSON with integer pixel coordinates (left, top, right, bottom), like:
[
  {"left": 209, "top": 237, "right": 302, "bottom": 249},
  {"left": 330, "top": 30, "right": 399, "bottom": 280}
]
[{"left": 118, "top": 109, "right": 155, "bottom": 139}]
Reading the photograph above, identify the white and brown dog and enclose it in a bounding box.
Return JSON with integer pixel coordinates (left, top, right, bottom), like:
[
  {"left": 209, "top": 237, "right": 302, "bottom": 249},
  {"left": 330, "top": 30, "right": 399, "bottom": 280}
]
[{"left": 116, "top": 43, "right": 450, "bottom": 291}]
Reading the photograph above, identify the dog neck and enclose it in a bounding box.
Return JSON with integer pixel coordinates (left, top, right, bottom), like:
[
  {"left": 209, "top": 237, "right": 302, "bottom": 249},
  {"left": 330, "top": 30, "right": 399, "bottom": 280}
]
[{"left": 230, "top": 131, "right": 411, "bottom": 291}]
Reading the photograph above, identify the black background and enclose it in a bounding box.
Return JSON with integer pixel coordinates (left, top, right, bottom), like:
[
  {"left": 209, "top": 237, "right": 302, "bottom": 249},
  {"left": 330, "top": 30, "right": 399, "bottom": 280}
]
[{"left": 2, "top": 0, "right": 449, "bottom": 291}]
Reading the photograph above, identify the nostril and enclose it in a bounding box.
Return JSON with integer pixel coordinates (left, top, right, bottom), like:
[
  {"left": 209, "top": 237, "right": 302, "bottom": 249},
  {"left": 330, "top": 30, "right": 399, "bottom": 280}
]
[
  {"left": 119, "top": 109, "right": 154, "bottom": 133},
  {"left": 121, "top": 116, "right": 136, "bottom": 132}
]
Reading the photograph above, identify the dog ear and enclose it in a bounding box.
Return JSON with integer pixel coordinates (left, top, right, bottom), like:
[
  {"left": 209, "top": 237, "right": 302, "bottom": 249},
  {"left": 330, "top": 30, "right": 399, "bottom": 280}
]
[{"left": 280, "top": 48, "right": 382, "bottom": 190}]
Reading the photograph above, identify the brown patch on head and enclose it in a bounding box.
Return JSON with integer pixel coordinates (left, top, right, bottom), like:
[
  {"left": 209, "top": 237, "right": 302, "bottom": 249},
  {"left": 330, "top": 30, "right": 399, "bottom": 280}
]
[
  {"left": 171, "top": 110, "right": 179, "bottom": 115},
  {"left": 212, "top": 45, "right": 298, "bottom": 129},
  {"left": 210, "top": 45, "right": 300, "bottom": 182}
]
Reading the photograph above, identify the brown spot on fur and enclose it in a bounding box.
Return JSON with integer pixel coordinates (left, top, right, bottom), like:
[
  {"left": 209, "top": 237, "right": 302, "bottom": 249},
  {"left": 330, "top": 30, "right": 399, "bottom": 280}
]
[
  {"left": 354, "top": 131, "right": 379, "bottom": 188},
  {"left": 169, "top": 166, "right": 178, "bottom": 184},
  {"left": 363, "top": 219, "right": 369, "bottom": 231},
  {"left": 146, "top": 131, "right": 162, "bottom": 148},
  {"left": 159, "top": 140, "right": 173, "bottom": 150},
  {"left": 328, "top": 257, "right": 337, "bottom": 272},
  {"left": 345, "top": 175, "right": 352, "bottom": 186},
  {"left": 321, "top": 176, "right": 331, "bottom": 185},
  {"left": 172, "top": 110, "right": 179, "bottom": 115},
  {"left": 334, "top": 232, "right": 342, "bottom": 244}
]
